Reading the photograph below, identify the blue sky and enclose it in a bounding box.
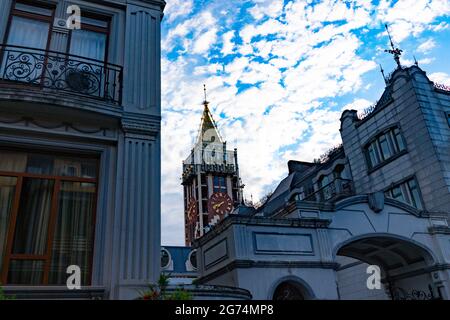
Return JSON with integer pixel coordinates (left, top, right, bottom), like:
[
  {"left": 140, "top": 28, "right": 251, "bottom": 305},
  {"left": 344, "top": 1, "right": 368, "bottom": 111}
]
[{"left": 160, "top": 0, "right": 450, "bottom": 246}]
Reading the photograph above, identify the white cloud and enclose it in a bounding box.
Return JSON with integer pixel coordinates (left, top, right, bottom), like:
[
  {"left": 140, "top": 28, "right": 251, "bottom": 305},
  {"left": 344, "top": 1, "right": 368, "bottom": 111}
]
[
  {"left": 429, "top": 72, "right": 450, "bottom": 84},
  {"left": 221, "top": 31, "right": 235, "bottom": 55},
  {"left": 377, "top": 0, "right": 450, "bottom": 43},
  {"left": 192, "top": 28, "right": 218, "bottom": 54},
  {"left": 164, "top": 0, "right": 194, "bottom": 23},
  {"left": 160, "top": 0, "right": 450, "bottom": 245},
  {"left": 417, "top": 38, "right": 436, "bottom": 53}
]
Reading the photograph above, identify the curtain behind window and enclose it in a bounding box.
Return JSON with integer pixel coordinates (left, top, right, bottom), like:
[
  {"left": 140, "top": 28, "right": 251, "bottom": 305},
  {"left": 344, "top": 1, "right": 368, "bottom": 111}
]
[
  {"left": 7, "top": 16, "right": 49, "bottom": 49},
  {"left": 69, "top": 30, "right": 106, "bottom": 62},
  {"left": 48, "top": 181, "right": 95, "bottom": 285},
  {"left": 1, "top": 16, "right": 50, "bottom": 83},
  {"left": 12, "top": 178, "right": 53, "bottom": 255},
  {"left": 0, "top": 177, "right": 17, "bottom": 277}
]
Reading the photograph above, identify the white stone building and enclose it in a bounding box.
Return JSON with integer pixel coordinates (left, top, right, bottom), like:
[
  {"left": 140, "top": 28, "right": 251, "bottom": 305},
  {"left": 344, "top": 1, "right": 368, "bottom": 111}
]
[{"left": 193, "top": 63, "right": 450, "bottom": 300}]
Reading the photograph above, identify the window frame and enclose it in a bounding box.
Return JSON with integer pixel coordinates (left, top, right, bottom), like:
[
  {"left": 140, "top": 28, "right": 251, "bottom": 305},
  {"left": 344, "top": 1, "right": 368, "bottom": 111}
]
[
  {"left": 0, "top": 150, "right": 99, "bottom": 286},
  {"left": 364, "top": 125, "right": 408, "bottom": 173},
  {"left": 3, "top": 0, "right": 55, "bottom": 49},
  {"left": 213, "top": 175, "right": 227, "bottom": 194},
  {"left": 66, "top": 11, "right": 111, "bottom": 64},
  {"left": 384, "top": 176, "right": 424, "bottom": 210}
]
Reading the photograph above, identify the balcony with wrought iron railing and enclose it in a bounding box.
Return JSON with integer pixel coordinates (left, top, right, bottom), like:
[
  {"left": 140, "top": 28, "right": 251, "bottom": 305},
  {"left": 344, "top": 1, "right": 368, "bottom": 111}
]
[
  {"left": 303, "top": 178, "right": 354, "bottom": 203},
  {"left": 0, "top": 44, "right": 123, "bottom": 105}
]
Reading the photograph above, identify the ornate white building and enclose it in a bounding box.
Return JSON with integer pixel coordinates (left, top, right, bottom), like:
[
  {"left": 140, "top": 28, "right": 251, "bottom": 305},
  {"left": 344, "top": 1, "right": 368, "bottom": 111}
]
[{"left": 193, "top": 61, "right": 450, "bottom": 300}]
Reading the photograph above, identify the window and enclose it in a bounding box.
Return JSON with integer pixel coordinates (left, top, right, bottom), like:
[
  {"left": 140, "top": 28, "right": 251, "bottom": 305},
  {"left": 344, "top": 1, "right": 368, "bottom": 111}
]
[
  {"left": 385, "top": 177, "right": 423, "bottom": 210},
  {"left": 68, "top": 13, "right": 110, "bottom": 62},
  {"left": 1, "top": 1, "right": 55, "bottom": 83},
  {"left": 447, "top": 112, "right": 450, "bottom": 127},
  {"left": 160, "top": 248, "right": 171, "bottom": 269},
  {"left": 317, "top": 175, "right": 330, "bottom": 188},
  {"left": 0, "top": 150, "right": 98, "bottom": 285},
  {"left": 188, "top": 249, "right": 197, "bottom": 270},
  {"left": 4, "top": 1, "right": 54, "bottom": 49},
  {"left": 213, "top": 176, "right": 227, "bottom": 193},
  {"left": 365, "top": 126, "right": 406, "bottom": 170}
]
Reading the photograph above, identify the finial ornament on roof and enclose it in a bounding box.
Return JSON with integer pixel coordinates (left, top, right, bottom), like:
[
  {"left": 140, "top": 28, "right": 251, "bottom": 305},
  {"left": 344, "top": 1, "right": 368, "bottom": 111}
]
[
  {"left": 384, "top": 23, "right": 403, "bottom": 68},
  {"left": 414, "top": 55, "right": 419, "bottom": 66},
  {"left": 379, "top": 64, "right": 388, "bottom": 85},
  {"left": 203, "top": 84, "right": 209, "bottom": 107}
]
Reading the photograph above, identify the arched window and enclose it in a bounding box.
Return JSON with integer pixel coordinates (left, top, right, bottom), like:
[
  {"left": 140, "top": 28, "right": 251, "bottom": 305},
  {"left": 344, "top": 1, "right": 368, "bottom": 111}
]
[
  {"left": 333, "top": 164, "right": 345, "bottom": 179},
  {"left": 318, "top": 174, "right": 329, "bottom": 188},
  {"left": 273, "top": 281, "right": 305, "bottom": 300},
  {"left": 188, "top": 249, "right": 197, "bottom": 271},
  {"left": 161, "top": 248, "right": 171, "bottom": 269}
]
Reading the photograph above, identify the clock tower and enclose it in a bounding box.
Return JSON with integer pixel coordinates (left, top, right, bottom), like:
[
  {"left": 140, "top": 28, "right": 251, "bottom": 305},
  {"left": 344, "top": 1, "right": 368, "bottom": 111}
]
[{"left": 182, "top": 86, "right": 244, "bottom": 246}]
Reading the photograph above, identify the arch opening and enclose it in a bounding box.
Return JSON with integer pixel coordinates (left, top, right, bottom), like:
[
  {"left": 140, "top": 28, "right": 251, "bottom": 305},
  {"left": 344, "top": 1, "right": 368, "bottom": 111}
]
[
  {"left": 335, "top": 235, "right": 440, "bottom": 300},
  {"left": 271, "top": 278, "right": 313, "bottom": 300}
]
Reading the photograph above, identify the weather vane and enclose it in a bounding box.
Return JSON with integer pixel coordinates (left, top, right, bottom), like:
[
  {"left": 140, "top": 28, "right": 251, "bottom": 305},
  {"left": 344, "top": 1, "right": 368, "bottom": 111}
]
[{"left": 384, "top": 23, "right": 403, "bottom": 68}]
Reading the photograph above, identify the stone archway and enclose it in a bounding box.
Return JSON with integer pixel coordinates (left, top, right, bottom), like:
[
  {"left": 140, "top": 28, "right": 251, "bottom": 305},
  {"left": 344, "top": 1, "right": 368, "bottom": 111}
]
[
  {"left": 335, "top": 234, "right": 440, "bottom": 300},
  {"left": 269, "top": 276, "right": 315, "bottom": 300}
]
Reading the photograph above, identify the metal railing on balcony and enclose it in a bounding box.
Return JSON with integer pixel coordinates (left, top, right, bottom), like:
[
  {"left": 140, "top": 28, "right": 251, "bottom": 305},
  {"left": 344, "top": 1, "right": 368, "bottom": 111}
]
[
  {"left": 0, "top": 44, "right": 123, "bottom": 104},
  {"left": 303, "top": 178, "right": 353, "bottom": 202}
]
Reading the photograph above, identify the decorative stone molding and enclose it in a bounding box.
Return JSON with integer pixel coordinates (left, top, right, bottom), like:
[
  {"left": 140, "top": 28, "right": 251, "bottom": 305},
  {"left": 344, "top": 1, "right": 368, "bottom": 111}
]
[
  {"left": 194, "top": 216, "right": 331, "bottom": 247},
  {"left": 368, "top": 192, "right": 385, "bottom": 213},
  {"left": 121, "top": 114, "right": 160, "bottom": 138},
  {"left": 0, "top": 115, "right": 117, "bottom": 141},
  {"left": 197, "top": 260, "right": 340, "bottom": 284}
]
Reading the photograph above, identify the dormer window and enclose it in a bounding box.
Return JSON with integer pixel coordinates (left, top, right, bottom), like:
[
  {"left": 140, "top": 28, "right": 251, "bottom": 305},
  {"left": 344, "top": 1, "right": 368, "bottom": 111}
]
[{"left": 364, "top": 126, "right": 406, "bottom": 171}]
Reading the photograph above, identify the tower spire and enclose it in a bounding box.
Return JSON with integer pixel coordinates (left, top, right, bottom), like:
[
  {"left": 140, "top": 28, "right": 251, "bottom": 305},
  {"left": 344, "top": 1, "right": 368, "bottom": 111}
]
[
  {"left": 203, "top": 83, "right": 209, "bottom": 108},
  {"left": 196, "top": 85, "right": 223, "bottom": 144},
  {"left": 414, "top": 55, "right": 419, "bottom": 66},
  {"left": 384, "top": 23, "right": 403, "bottom": 68}
]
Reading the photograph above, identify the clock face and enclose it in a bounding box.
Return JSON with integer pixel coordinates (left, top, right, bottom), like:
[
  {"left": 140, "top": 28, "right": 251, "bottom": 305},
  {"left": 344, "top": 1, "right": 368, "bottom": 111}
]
[{"left": 207, "top": 192, "right": 233, "bottom": 222}]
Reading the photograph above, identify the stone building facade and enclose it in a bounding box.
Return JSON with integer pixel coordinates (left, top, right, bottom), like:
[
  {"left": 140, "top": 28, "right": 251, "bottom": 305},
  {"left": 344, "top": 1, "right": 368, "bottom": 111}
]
[
  {"left": 0, "top": 0, "right": 165, "bottom": 299},
  {"left": 194, "top": 63, "right": 450, "bottom": 300}
]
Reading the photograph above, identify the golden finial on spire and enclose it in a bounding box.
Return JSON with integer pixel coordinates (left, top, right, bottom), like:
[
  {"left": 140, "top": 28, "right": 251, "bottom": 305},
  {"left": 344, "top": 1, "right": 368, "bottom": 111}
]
[{"left": 203, "top": 84, "right": 209, "bottom": 108}]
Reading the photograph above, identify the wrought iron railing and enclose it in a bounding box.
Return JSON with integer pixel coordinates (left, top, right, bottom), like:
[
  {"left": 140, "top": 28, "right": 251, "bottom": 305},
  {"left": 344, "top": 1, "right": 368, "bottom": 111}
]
[
  {"left": 303, "top": 178, "right": 353, "bottom": 202},
  {"left": 434, "top": 82, "right": 450, "bottom": 93},
  {"left": 0, "top": 44, "right": 123, "bottom": 104}
]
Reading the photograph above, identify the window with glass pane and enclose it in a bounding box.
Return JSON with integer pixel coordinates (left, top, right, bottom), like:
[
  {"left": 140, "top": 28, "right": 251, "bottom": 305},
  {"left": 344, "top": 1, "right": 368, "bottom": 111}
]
[
  {"left": 0, "top": 177, "right": 16, "bottom": 277},
  {"left": 12, "top": 178, "right": 53, "bottom": 255},
  {"left": 365, "top": 126, "right": 406, "bottom": 169},
  {"left": 1, "top": 2, "right": 54, "bottom": 83},
  {"left": 213, "top": 176, "right": 227, "bottom": 193},
  {"left": 0, "top": 150, "right": 98, "bottom": 285},
  {"left": 385, "top": 177, "right": 423, "bottom": 210},
  {"left": 68, "top": 14, "right": 109, "bottom": 62},
  {"left": 48, "top": 182, "right": 96, "bottom": 285},
  {"left": 6, "top": 16, "right": 50, "bottom": 49},
  {"left": 70, "top": 30, "right": 107, "bottom": 61}
]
